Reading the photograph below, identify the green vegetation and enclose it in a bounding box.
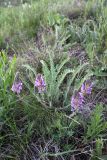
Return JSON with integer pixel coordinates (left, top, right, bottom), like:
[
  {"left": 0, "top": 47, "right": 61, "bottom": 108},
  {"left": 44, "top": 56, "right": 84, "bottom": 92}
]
[{"left": 0, "top": 0, "right": 107, "bottom": 159}]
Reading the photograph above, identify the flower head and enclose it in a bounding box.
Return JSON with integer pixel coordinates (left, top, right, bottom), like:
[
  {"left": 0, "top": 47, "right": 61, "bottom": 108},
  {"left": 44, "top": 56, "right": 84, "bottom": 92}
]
[
  {"left": 35, "top": 74, "right": 46, "bottom": 93},
  {"left": 71, "top": 92, "right": 84, "bottom": 112},
  {"left": 11, "top": 81, "right": 22, "bottom": 94},
  {"left": 80, "top": 80, "right": 93, "bottom": 96}
]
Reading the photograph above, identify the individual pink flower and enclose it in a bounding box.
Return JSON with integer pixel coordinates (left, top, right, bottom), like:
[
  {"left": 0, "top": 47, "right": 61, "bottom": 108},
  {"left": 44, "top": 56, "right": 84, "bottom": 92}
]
[
  {"left": 35, "top": 74, "right": 46, "bottom": 93},
  {"left": 11, "top": 81, "right": 22, "bottom": 94}
]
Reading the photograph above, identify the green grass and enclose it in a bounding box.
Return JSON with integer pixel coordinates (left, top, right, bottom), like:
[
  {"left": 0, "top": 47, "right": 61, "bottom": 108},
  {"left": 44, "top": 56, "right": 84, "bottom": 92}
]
[
  {"left": 0, "top": 0, "right": 62, "bottom": 48},
  {"left": 0, "top": 0, "right": 107, "bottom": 159}
]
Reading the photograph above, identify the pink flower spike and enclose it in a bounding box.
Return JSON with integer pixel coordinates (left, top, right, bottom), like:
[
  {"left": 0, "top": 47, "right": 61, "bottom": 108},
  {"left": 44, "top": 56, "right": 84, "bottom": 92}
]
[
  {"left": 80, "top": 80, "right": 93, "bottom": 96},
  {"left": 71, "top": 92, "right": 84, "bottom": 112},
  {"left": 35, "top": 74, "right": 46, "bottom": 93},
  {"left": 11, "top": 81, "right": 23, "bottom": 94}
]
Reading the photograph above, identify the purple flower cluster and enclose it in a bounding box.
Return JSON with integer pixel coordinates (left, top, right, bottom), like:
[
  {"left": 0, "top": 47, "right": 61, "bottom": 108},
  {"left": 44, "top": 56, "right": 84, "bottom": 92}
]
[
  {"left": 71, "top": 80, "right": 93, "bottom": 112},
  {"left": 71, "top": 92, "right": 84, "bottom": 112},
  {"left": 11, "top": 81, "right": 22, "bottom": 94},
  {"left": 34, "top": 74, "right": 46, "bottom": 93},
  {"left": 11, "top": 73, "right": 46, "bottom": 95},
  {"left": 80, "top": 80, "right": 93, "bottom": 96}
]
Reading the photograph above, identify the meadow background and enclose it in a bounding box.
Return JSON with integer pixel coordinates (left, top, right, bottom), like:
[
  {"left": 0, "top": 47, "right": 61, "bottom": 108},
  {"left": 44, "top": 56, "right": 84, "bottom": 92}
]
[{"left": 0, "top": 0, "right": 107, "bottom": 159}]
